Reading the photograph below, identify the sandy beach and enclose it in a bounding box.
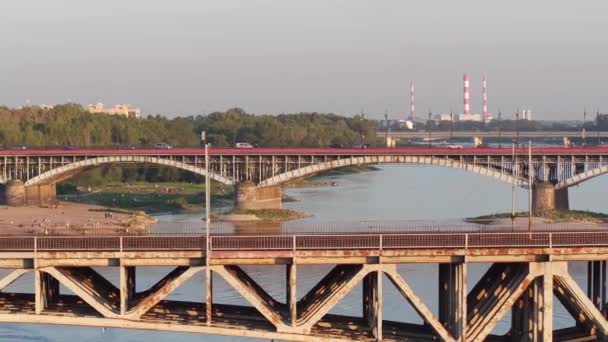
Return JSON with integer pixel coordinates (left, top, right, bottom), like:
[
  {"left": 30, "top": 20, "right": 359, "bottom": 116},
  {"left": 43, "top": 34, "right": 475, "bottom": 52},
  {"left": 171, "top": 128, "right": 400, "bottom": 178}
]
[{"left": 0, "top": 202, "right": 154, "bottom": 235}]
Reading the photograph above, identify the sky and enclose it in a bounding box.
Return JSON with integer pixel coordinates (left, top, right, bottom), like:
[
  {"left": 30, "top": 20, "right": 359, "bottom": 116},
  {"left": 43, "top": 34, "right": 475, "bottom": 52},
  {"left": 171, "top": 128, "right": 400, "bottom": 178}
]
[{"left": 1, "top": 0, "right": 608, "bottom": 120}]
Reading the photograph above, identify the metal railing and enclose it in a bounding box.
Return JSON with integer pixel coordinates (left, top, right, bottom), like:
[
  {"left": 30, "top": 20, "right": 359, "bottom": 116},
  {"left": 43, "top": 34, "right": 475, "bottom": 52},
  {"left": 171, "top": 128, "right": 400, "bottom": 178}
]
[
  {"left": 2, "top": 219, "right": 607, "bottom": 237},
  {"left": 1, "top": 231, "right": 608, "bottom": 253}
]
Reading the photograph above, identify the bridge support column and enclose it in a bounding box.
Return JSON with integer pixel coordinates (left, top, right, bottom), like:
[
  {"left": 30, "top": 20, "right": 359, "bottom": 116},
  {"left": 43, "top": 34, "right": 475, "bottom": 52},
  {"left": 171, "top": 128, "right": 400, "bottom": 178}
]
[
  {"left": 362, "top": 270, "right": 383, "bottom": 341},
  {"left": 532, "top": 183, "right": 569, "bottom": 212},
  {"left": 587, "top": 261, "right": 606, "bottom": 313},
  {"left": 120, "top": 266, "right": 136, "bottom": 315},
  {"left": 286, "top": 263, "right": 297, "bottom": 328},
  {"left": 235, "top": 182, "right": 282, "bottom": 210},
  {"left": 6, "top": 180, "right": 57, "bottom": 207},
  {"left": 439, "top": 262, "right": 467, "bottom": 341},
  {"left": 35, "top": 270, "right": 59, "bottom": 314},
  {"left": 511, "top": 263, "right": 553, "bottom": 342}
]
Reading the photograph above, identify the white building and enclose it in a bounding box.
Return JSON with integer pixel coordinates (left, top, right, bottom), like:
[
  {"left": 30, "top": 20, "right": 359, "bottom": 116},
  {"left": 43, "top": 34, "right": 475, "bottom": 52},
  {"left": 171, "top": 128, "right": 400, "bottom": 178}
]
[
  {"left": 458, "top": 113, "right": 483, "bottom": 122},
  {"left": 439, "top": 113, "right": 454, "bottom": 121},
  {"left": 521, "top": 110, "right": 532, "bottom": 120},
  {"left": 398, "top": 119, "right": 414, "bottom": 129},
  {"left": 87, "top": 103, "right": 142, "bottom": 118}
]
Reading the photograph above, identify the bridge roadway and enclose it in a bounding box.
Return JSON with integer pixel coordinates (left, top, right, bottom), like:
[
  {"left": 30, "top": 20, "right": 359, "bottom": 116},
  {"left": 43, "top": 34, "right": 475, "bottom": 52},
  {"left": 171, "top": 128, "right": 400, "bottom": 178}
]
[{"left": 0, "top": 221, "right": 607, "bottom": 341}]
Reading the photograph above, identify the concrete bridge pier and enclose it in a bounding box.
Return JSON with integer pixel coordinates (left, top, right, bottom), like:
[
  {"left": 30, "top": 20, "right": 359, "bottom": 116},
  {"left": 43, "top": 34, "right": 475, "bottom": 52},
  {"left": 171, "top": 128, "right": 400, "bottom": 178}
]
[
  {"left": 532, "top": 182, "right": 569, "bottom": 212},
  {"left": 5, "top": 180, "right": 57, "bottom": 207},
  {"left": 235, "top": 182, "right": 282, "bottom": 210}
]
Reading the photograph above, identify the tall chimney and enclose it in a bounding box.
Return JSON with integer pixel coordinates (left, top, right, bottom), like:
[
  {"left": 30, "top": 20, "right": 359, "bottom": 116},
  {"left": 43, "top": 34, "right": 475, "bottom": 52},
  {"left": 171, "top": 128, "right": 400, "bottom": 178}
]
[
  {"left": 410, "top": 81, "right": 415, "bottom": 119},
  {"left": 482, "top": 73, "right": 488, "bottom": 121},
  {"left": 463, "top": 73, "right": 470, "bottom": 115}
]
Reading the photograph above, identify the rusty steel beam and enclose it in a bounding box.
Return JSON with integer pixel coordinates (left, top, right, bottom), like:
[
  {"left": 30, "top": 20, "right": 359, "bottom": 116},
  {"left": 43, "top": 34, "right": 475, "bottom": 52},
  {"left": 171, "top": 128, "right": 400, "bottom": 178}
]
[
  {"left": 384, "top": 265, "right": 454, "bottom": 342},
  {"left": 127, "top": 266, "right": 203, "bottom": 319},
  {"left": 211, "top": 265, "right": 291, "bottom": 332}
]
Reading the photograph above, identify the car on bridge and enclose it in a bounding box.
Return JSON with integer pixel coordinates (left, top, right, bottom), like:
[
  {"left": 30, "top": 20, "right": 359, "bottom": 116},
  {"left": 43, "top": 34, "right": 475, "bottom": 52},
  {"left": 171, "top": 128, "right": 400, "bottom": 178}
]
[
  {"left": 10, "top": 145, "right": 27, "bottom": 150},
  {"left": 235, "top": 142, "right": 254, "bottom": 148},
  {"left": 155, "top": 143, "right": 173, "bottom": 149}
]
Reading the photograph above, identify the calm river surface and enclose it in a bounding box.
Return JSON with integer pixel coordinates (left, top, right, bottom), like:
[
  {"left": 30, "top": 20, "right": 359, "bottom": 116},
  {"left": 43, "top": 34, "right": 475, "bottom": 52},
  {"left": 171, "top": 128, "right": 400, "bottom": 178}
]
[{"left": 4, "top": 164, "right": 607, "bottom": 341}]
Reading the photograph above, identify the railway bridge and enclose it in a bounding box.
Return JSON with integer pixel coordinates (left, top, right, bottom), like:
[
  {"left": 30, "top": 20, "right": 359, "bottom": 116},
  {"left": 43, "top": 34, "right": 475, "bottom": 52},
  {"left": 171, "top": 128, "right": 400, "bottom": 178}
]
[
  {"left": 2, "top": 147, "right": 608, "bottom": 210},
  {"left": 0, "top": 221, "right": 606, "bottom": 341}
]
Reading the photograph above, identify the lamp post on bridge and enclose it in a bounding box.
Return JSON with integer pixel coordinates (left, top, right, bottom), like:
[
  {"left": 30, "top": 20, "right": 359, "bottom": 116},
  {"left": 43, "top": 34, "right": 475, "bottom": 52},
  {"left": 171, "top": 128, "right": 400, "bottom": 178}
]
[
  {"left": 449, "top": 109, "right": 454, "bottom": 145},
  {"left": 202, "top": 130, "right": 212, "bottom": 325},
  {"left": 583, "top": 108, "right": 588, "bottom": 147},
  {"left": 597, "top": 109, "right": 601, "bottom": 145},
  {"left": 428, "top": 109, "right": 432, "bottom": 149},
  {"left": 498, "top": 109, "right": 502, "bottom": 149}
]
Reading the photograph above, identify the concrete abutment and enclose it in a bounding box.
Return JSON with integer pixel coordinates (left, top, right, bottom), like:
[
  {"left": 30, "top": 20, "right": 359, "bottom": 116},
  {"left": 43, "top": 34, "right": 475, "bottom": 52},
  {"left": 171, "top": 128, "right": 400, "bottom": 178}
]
[
  {"left": 4, "top": 180, "right": 57, "bottom": 207},
  {"left": 235, "top": 181, "right": 282, "bottom": 210},
  {"left": 532, "top": 182, "right": 569, "bottom": 212}
]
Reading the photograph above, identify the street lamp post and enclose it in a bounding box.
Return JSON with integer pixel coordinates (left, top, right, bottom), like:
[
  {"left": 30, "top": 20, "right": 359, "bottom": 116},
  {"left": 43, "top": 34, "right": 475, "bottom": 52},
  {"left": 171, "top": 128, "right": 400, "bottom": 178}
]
[
  {"left": 515, "top": 108, "right": 520, "bottom": 148},
  {"left": 498, "top": 110, "right": 502, "bottom": 148},
  {"left": 449, "top": 110, "right": 454, "bottom": 145},
  {"left": 428, "top": 109, "right": 432, "bottom": 148},
  {"left": 384, "top": 111, "right": 389, "bottom": 147},
  {"left": 598, "top": 109, "right": 602, "bottom": 145},
  {"left": 202, "top": 131, "right": 212, "bottom": 325},
  {"left": 583, "top": 108, "right": 587, "bottom": 146},
  {"left": 528, "top": 140, "right": 533, "bottom": 234}
]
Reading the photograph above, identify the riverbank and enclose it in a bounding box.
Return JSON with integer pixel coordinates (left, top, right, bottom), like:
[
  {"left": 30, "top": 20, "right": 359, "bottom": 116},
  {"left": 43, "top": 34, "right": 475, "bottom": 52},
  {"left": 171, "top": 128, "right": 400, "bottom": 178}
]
[
  {"left": 58, "top": 181, "right": 234, "bottom": 213},
  {"left": 0, "top": 202, "right": 156, "bottom": 235},
  {"left": 214, "top": 208, "right": 311, "bottom": 222},
  {"left": 471, "top": 210, "right": 608, "bottom": 223}
]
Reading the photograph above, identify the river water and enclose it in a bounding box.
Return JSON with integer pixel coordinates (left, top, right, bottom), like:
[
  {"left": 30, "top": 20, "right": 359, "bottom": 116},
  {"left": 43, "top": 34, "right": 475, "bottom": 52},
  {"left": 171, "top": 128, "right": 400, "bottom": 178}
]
[{"left": 4, "top": 164, "right": 607, "bottom": 341}]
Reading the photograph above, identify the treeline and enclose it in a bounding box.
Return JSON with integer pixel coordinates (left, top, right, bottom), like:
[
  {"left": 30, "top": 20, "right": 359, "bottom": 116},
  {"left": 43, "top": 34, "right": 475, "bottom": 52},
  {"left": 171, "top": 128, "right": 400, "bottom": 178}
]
[
  {"left": 0, "top": 104, "right": 377, "bottom": 186},
  {"left": 0, "top": 105, "right": 377, "bottom": 148}
]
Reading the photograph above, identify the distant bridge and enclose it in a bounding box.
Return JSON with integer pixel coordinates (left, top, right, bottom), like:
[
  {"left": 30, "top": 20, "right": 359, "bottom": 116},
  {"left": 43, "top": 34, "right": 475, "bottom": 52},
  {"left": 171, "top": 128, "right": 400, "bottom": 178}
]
[
  {"left": 2, "top": 147, "right": 608, "bottom": 210},
  {"left": 381, "top": 131, "right": 608, "bottom": 139}
]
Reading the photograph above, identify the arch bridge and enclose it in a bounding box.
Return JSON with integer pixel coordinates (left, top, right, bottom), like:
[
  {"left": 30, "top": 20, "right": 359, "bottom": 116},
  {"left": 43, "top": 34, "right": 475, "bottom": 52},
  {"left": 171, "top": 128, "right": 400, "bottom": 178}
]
[{"left": 1, "top": 147, "right": 608, "bottom": 210}]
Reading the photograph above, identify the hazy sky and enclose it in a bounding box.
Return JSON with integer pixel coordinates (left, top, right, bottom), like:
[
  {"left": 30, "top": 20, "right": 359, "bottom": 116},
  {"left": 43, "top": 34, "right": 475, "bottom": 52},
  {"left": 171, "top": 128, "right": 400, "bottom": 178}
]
[{"left": 1, "top": 1, "right": 608, "bottom": 120}]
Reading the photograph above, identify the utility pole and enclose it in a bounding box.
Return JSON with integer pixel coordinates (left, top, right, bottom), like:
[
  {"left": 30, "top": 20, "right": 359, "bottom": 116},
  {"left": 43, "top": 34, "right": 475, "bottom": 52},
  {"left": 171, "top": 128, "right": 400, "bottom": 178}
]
[
  {"left": 449, "top": 109, "right": 454, "bottom": 145},
  {"left": 583, "top": 107, "right": 587, "bottom": 146},
  {"left": 528, "top": 140, "right": 533, "bottom": 234},
  {"left": 384, "top": 110, "right": 389, "bottom": 147},
  {"left": 498, "top": 109, "right": 502, "bottom": 148},
  {"left": 202, "top": 131, "right": 212, "bottom": 325},
  {"left": 598, "top": 109, "right": 602, "bottom": 145},
  {"left": 511, "top": 141, "right": 516, "bottom": 229},
  {"left": 515, "top": 108, "right": 520, "bottom": 148},
  {"left": 428, "top": 109, "right": 432, "bottom": 148}
]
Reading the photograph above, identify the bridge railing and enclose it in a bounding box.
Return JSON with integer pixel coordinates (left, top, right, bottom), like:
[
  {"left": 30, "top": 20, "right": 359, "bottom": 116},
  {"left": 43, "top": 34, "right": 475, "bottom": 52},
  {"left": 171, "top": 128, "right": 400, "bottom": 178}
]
[
  {"left": 1, "top": 219, "right": 607, "bottom": 237},
  {"left": 1, "top": 231, "right": 608, "bottom": 252}
]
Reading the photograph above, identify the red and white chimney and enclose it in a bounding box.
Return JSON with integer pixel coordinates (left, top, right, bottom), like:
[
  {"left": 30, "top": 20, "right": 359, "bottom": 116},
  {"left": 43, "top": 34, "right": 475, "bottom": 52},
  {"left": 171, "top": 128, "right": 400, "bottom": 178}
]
[
  {"left": 410, "top": 81, "right": 415, "bottom": 119},
  {"left": 482, "top": 73, "right": 488, "bottom": 121},
  {"left": 463, "top": 73, "right": 470, "bottom": 115}
]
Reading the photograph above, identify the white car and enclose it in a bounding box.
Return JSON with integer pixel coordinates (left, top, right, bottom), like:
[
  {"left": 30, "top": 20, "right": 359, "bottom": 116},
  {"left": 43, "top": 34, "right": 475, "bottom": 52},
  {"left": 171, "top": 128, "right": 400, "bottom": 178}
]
[
  {"left": 235, "top": 142, "right": 254, "bottom": 148},
  {"left": 448, "top": 144, "right": 463, "bottom": 149}
]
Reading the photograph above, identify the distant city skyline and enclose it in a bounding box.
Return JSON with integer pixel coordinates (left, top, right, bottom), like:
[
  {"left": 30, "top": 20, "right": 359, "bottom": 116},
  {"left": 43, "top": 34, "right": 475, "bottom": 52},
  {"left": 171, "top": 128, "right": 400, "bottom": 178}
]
[{"left": 1, "top": 1, "right": 608, "bottom": 120}]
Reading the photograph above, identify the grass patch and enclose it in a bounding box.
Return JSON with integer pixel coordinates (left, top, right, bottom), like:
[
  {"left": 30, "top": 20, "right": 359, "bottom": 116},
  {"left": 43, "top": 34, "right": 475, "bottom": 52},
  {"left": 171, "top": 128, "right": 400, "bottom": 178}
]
[
  {"left": 228, "top": 208, "right": 310, "bottom": 221},
  {"left": 58, "top": 181, "right": 234, "bottom": 213},
  {"left": 472, "top": 210, "right": 608, "bottom": 222}
]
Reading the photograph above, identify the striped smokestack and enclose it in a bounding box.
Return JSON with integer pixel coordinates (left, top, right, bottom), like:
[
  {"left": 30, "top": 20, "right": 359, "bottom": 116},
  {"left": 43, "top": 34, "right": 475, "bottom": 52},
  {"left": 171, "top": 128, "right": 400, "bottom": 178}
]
[
  {"left": 463, "top": 73, "right": 470, "bottom": 115},
  {"left": 410, "top": 81, "right": 415, "bottom": 119},
  {"left": 482, "top": 73, "right": 488, "bottom": 121}
]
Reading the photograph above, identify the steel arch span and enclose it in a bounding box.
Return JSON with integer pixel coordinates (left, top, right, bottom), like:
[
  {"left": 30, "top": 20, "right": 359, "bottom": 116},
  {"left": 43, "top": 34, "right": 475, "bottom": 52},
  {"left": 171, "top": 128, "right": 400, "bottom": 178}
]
[
  {"left": 556, "top": 165, "right": 608, "bottom": 189},
  {"left": 258, "top": 155, "right": 527, "bottom": 188},
  {"left": 23, "top": 156, "right": 234, "bottom": 187}
]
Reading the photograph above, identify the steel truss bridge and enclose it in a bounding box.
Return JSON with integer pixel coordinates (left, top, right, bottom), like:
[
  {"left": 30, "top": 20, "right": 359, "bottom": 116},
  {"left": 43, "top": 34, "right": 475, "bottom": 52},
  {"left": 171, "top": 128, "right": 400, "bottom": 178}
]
[
  {"left": 0, "top": 221, "right": 607, "bottom": 341},
  {"left": 2, "top": 147, "right": 608, "bottom": 190}
]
